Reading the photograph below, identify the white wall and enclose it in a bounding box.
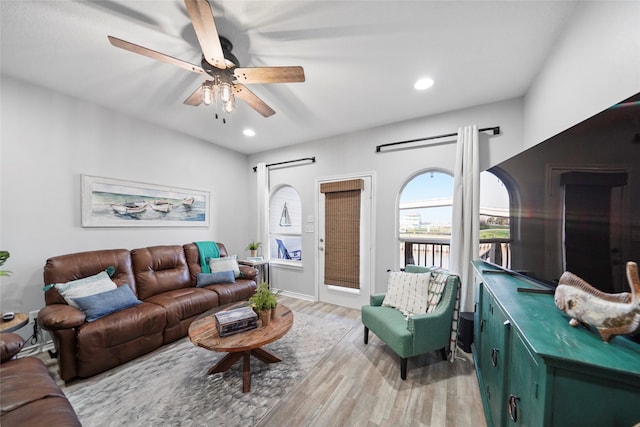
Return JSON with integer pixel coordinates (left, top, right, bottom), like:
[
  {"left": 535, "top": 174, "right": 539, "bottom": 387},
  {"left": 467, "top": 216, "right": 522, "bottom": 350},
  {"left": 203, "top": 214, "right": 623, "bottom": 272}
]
[
  {"left": 524, "top": 1, "right": 640, "bottom": 149},
  {"left": 0, "top": 76, "right": 252, "bottom": 318},
  {"left": 249, "top": 1, "right": 640, "bottom": 301},
  {"left": 249, "top": 98, "right": 525, "bottom": 298}
]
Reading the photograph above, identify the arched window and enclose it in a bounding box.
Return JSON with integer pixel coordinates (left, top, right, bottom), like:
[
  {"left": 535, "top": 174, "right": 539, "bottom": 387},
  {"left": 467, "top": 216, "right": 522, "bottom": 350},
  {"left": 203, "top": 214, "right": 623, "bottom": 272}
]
[
  {"left": 269, "top": 185, "right": 302, "bottom": 262},
  {"left": 479, "top": 171, "right": 511, "bottom": 268},
  {"left": 399, "top": 171, "right": 453, "bottom": 268},
  {"left": 398, "top": 170, "right": 511, "bottom": 268}
]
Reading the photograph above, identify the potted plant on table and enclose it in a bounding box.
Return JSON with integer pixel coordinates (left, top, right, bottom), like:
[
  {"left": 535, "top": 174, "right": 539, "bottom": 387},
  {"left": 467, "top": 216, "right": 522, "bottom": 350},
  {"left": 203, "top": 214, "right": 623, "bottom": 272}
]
[
  {"left": 246, "top": 241, "right": 261, "bottom": 257},
  {"left": 248, "top": 282, "right": 277, "bottom": 326},
  {"left": 0, "top": 251, "right": 11, "bottom": 276}
]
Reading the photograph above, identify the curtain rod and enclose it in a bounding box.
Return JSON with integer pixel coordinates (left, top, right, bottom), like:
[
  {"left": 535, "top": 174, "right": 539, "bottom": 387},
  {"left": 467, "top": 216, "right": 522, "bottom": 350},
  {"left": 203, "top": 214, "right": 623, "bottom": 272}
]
[
  {"left": 252, "top": 156, "right": 316, "bottom": 172},
  {"left": 376, "top": 126, "right": 501, "bottom": 153}
]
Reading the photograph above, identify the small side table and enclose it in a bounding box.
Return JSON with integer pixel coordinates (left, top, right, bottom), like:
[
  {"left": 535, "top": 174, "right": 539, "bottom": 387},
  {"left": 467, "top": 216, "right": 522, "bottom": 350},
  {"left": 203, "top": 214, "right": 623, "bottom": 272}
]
[
  {"left": 0, "top": 312, "right": 29, "bottom": 333},
  {"left": 239, "top": 259, "right": 270, "bottom": 286}
]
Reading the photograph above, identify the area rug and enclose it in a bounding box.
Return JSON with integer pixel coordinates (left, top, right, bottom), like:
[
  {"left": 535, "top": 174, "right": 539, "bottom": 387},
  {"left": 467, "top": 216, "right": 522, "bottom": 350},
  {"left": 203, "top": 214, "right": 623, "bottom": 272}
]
[{"left": 61, "top": 311, "right": 353, "bottom": 426}]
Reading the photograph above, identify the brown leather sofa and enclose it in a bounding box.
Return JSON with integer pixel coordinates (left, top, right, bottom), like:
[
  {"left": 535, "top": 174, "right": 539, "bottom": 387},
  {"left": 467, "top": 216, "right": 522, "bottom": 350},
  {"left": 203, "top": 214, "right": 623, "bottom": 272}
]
[
  {"left": 38, "top": 242, "right": 257, "bottom": 383},
  {"left": 1, "top": 332, "right": 81, "bottom": 426}
]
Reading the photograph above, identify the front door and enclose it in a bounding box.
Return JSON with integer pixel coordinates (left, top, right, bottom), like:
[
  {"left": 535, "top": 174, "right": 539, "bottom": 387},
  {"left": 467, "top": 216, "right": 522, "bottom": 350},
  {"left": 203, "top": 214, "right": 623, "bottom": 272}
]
[{"left": 317, "top": 174, "right": 374, "bottom": 309}]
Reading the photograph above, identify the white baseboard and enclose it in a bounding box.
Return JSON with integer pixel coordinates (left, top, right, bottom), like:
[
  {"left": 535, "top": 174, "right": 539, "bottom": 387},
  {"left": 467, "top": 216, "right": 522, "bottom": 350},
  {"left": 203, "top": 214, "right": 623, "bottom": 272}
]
[{"left": 277, "top": 289, "right": 316, "bottom": 302}]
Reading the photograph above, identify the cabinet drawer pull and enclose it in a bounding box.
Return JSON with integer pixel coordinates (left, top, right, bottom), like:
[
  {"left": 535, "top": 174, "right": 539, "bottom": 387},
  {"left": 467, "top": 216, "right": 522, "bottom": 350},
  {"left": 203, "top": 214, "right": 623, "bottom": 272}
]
[
  {"left": 508, "top": 394, "right": 520, "bottom": 422},
  {"left": 480, "top": 319, "right": 485, "bottom": 332},
  {"left": 491, "top": 347, "right": 499, "bottom": 367}
]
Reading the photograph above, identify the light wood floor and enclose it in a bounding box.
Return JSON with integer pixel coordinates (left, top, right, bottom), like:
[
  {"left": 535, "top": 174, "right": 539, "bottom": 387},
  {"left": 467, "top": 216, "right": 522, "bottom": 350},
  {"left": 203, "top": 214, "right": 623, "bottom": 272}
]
[
  {"left": 259, "top": 296, "right": 486, "bottom": 427},
  {"left": 39, "top": 295, "right": 486, "bottom": 426}
]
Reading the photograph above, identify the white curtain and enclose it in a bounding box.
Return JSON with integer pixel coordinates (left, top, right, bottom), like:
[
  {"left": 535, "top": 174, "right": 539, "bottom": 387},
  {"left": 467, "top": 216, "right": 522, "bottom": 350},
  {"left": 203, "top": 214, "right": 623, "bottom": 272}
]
[
  {"left": 256, "top": 163, "right": 270, "bottom": 257},
  {"left": 450, "top": 125, "right": 480, "bottom": 313}
]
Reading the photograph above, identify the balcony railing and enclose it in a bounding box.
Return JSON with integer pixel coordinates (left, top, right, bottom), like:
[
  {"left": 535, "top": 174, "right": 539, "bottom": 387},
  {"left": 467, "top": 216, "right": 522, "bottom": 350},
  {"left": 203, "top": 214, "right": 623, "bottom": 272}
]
[{"left": 400, "top": 237, "right": 511, "bottom": 269}]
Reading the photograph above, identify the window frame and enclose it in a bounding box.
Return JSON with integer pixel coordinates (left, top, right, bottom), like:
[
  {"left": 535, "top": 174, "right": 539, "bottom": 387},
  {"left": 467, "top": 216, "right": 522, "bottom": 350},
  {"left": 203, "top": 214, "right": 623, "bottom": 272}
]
[{"left": 269, "top": 184, "right": 303, "bottom": 266}]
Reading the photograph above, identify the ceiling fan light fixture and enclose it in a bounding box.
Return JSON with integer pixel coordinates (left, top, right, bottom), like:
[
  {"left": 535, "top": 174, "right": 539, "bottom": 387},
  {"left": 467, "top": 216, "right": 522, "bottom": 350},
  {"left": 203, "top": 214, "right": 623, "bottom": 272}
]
[
  {"left": 223, "top": 96, "right": 236, "bottom": 114},
  {"left": 220, "top": 81, "right": 233, "bottom": 103},
  {"left": 202, "top": 83, "right": 214, "bottom": 105},
  {"left": 414, "top": 77, "right": 434, "bottom": 91}
]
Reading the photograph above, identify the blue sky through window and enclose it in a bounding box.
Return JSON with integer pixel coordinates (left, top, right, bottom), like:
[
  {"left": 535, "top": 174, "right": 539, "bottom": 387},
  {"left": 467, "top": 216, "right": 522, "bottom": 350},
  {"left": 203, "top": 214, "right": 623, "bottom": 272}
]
[
  {"left": 400, "top": 172, "right": 453, "bottom": 225},
  {"left": 399, "top": 171, "right": 510, "bottom": 230}
]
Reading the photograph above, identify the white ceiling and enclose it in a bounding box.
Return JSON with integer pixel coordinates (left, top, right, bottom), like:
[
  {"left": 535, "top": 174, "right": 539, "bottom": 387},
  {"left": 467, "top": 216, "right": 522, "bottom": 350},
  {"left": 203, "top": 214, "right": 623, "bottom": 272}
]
[{"left": 1, "top": 1, "right": 578, "bottom": 155}]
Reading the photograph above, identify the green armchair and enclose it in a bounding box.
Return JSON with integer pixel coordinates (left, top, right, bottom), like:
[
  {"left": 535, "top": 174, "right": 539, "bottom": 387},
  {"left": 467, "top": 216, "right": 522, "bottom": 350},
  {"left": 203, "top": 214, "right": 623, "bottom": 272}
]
[{"left": 361, "top": 267, "right": 459, "bottom": 380}]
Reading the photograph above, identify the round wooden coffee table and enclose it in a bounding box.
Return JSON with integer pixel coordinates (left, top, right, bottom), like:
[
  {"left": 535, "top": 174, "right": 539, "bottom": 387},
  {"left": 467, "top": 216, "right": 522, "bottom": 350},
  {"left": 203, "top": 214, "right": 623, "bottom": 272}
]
[
  {"left": 188, "top": 303, "right": 293, "bottom": 393},
  {"left": 0, "top": 312, "right": 28, "bottom": 333}
]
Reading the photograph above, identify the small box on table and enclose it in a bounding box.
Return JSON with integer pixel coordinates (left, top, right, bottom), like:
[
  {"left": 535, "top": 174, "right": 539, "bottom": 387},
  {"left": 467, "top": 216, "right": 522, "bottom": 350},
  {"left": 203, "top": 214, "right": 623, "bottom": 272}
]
[{"left": 214, "top": 306, "right": 258, "bottom": 337}]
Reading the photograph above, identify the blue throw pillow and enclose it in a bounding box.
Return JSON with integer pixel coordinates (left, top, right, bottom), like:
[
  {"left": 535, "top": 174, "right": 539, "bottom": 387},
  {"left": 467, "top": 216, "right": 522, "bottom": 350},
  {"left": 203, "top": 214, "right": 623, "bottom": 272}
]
[
  {"left": 72, "top": 285, "right": 142, "bottom": 322},
  {"left": 197, "top": 270, "right": 236, "bottom": 287}
]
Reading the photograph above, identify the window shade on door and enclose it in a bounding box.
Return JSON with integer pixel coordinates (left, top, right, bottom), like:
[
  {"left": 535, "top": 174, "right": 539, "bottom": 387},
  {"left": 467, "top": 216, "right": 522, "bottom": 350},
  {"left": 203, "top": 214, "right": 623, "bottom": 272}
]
[{"left": 320, "top": 179, "right": 364, "bottom": 289}]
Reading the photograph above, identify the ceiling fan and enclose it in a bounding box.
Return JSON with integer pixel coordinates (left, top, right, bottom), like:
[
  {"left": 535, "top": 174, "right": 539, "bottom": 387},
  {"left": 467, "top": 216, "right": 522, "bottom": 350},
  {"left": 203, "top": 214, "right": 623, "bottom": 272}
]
[{"left": 108, "top": 0, "right": 305, "bottom": 120}]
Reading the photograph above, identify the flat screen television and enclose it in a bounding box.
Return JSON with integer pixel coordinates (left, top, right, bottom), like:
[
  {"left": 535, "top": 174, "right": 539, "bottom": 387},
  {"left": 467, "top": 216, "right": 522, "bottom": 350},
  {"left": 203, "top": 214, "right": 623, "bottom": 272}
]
[{"left": 491, "top": 92, "right": 640, "bottom": 342}]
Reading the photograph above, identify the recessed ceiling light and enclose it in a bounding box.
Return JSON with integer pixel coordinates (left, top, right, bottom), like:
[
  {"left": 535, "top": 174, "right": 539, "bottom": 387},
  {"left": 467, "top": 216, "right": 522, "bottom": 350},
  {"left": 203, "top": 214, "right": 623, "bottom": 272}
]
[
  {"left": 243, "top": 129, "right": 256, "bottom": 137},
  {"left": 414, "top": 77, "right": 434, "bottom": 91}
]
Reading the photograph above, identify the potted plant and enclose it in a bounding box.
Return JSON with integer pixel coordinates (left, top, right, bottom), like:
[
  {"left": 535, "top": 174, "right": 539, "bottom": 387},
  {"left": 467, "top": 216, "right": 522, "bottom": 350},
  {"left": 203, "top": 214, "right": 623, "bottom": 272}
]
[
  {"left": 248, "top": 282, "right": 277, "bottom": 326},
  {"left": 246, "top": 241, "right": 261, "bottom": 257},
  {"left": 0, "top": 251, "right": 11, "bottom": 277}
]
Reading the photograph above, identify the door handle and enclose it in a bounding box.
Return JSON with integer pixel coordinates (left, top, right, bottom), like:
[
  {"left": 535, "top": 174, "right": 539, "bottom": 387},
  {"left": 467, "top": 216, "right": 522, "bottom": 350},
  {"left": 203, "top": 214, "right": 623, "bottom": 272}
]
[
  {"left": 491, "top": 348, "right": 499, "bottom": 367},
  {"left": 507, "top": 394, "right": 520, "bottom": 422}
]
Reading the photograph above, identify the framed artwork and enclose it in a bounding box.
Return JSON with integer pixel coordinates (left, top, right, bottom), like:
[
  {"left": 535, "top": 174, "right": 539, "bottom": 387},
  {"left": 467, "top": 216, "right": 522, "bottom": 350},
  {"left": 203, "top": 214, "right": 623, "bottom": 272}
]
[{"left": 81, "top": 175, "right": 210, "bottom": 227}]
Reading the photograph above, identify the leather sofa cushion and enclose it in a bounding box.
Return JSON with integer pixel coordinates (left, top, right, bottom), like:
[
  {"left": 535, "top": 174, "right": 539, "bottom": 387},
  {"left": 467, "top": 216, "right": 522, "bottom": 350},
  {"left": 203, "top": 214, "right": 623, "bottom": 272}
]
[
  {"left": 76, "top": 302, "right": 165, "bottom": 351},
  {"left": 1, "top": 395, "right": 81, "bottom": 427},
  {"left": 201, "top": 280, "right": 257, "bottom": 305},
  {"left": 75, "top": 302, "right": 166, "bottom": 378},
  {"left": 44, "top": 249, "right": 135, "bottom": 305},
  {"left": 144, "top": 287, "right": 219, "bottom": 328},
  {"left": 0, "top": 357, "right": 80, "bottom": 426},
  {"left": 132, "top": 245, "right": 192, "bottom": 300}
]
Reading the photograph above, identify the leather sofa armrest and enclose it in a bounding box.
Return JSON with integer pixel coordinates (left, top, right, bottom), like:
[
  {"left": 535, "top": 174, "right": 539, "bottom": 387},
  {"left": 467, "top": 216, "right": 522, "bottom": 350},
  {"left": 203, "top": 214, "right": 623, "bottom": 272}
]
[
  {"left": 239, "top": 266, "right": 258, "bottom": 281},
  {"left": 370, "top": 293, "right": 386, "bottom": 306},
  {"left": 38, "top": 304, "right": 85, "bottom": 330},
  {"left": 1, "top": 333, "right": 25, "bottom": 363}
]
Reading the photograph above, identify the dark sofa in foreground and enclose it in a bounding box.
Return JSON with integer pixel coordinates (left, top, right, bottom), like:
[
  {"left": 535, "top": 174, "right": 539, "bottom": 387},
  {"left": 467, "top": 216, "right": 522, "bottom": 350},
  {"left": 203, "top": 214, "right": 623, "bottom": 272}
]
[
  {"left": 0, "top": 332, "right": 81, "bottom": 426},
  {"left": 38, "top": 242, "right": 257, "bottom": 383}
]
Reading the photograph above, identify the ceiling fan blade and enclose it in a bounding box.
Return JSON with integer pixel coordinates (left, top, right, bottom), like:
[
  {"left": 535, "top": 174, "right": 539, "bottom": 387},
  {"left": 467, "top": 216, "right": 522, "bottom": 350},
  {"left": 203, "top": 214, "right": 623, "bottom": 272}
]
[
  {"left": 233, "top": 66, "right": 305, "bottom": 84},
  {"left": 184, "top": 0, "right": 226, "bottom": 69},
  {"left": 233, "top": 84, "right": 276, "bottom": 117},
  {"left": 183, "top": 85, "right": 203, "bottom": 106},
  {"left": 108, "top": 36, "right": 204, "bottom": 74}
]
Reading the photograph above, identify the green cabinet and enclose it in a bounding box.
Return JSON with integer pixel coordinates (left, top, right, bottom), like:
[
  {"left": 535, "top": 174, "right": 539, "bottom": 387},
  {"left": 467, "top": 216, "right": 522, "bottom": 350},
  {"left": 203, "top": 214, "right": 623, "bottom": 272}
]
[
  {"left": 472, "top": 260, "right": 640, "bottom": 427},
  {"left": 505, "top": 332, "right": 543, "bottom": 426},
  {"left": 477, "top": 285, "right": 510, "bottom": 426}
]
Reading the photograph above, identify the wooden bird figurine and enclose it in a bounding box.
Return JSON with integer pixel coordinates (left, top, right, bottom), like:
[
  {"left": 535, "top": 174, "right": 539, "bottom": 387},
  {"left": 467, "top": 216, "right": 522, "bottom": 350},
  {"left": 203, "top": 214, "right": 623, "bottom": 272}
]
[{"left": 554, "top": 261, "right": 640, "bottom": 342}]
